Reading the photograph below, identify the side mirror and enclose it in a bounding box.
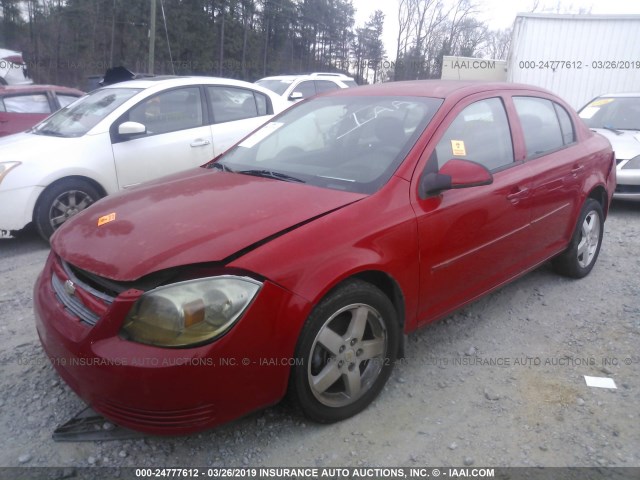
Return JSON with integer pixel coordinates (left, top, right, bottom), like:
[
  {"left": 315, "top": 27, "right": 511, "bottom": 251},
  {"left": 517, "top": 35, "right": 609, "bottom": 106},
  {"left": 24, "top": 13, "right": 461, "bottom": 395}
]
[
  {"left": 419, "top": 159, "right": 493, "bottom": 198},
  {"left": 288, "top": 92, "right": 304, "bottom": 101},
  {"left": 118, "top": 121, "right": 146, "bottom": 136}
]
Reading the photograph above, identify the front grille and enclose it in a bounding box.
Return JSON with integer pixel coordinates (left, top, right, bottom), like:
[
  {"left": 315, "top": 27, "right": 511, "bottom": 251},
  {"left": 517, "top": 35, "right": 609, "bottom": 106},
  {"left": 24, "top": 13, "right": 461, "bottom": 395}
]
[
  {"left": 51, "top": 256, "right": 183, "bottom": 326},
  {"left": 51, "top": 257, "right": 115, "bottom": 327},
  {"left": 51, "top": 274, "right": 101, "bottom": 326}
]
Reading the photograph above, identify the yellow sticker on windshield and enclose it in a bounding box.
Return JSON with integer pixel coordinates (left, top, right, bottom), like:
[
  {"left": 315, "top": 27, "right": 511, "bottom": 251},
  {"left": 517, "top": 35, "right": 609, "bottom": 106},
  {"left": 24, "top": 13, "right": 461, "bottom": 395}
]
[
  {"left": 451, "top": 140, "right": 467, "bottom": 156},
  {"left": 589, "top": 98, "right": 614, "bottom": 107},
  {"left": 97, "top": 213, "right": 116, "bottom": 226}
]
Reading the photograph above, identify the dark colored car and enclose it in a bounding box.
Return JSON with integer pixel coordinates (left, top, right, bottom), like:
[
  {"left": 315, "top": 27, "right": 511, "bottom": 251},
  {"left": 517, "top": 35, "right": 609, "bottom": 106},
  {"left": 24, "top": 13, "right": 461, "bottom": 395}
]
[
  {"left": 0, "top": 84, "right": 84, "bottom": 137},
  {"left": 34, "top": 81, "right": 615, "bottom": 435}
]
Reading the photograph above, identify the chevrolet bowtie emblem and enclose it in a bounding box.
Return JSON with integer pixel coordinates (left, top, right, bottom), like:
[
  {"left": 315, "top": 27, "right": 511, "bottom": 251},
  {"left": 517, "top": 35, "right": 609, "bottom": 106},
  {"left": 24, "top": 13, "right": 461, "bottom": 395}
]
[{"left": 64, "top": 280, "right": 76, "bottom": 296}]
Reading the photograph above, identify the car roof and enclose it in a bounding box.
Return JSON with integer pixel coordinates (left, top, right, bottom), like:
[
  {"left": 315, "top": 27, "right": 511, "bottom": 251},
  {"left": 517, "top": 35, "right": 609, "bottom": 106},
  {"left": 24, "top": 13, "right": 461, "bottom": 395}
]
[
  {"left": 258, "top": 73, "right": 354, "bottom": 82},
  {"left": 325, "top": 80, "right": 558, "bottom": 100},
  {"left": 0, "top": 84, "right": 84, "bottom": 96},
  {"left": 102, "top": 76, "right": 265, "bottom": 90}
]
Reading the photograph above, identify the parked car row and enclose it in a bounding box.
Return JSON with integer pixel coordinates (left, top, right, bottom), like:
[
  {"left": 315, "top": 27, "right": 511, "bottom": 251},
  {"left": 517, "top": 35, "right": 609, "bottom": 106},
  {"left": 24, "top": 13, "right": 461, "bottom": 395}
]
[
  {"left": 0, "top": 76, "right": 287, "bottom": 239},
  {"left": 256, "top": 72, "right": 357, "bottom": 103},
  {"left": 31, "top": 80, "right": 616, "bottom": 435}
]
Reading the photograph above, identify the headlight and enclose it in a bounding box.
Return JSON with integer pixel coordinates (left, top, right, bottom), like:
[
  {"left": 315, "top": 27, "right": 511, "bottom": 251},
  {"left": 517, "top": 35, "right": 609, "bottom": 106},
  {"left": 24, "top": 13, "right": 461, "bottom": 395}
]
[
  {"left": 0, "top": 162, "right": 21, "bottom": 186},
  {"left": 622, "top": 155, "right": 640, "bottom": 169},
  {"left": 121, "top": 276, "right": 262, "bottom": 348}
]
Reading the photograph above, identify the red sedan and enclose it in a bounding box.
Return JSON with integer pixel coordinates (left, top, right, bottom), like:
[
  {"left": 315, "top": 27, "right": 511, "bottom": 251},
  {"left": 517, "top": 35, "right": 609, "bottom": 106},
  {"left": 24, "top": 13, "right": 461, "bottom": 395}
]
[
  {"left": 0, "top": 84, "right": 84, "bottom": 137},
  {"left": 34, "top": 81, "right": 615, "bottom": 435}
]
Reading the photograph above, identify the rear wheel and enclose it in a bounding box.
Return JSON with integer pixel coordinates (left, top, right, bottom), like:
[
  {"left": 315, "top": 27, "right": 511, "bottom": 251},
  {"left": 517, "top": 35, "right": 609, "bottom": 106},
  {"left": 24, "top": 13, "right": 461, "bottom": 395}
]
[
  {"left": 552, "top": 198, "right": 604, "bottom": 278},
  {"left": 34, "top": 179, "right": 102, "bottom": 241},
  {"left": 289, "top": 280, "right": 399, "bottom": 423}
]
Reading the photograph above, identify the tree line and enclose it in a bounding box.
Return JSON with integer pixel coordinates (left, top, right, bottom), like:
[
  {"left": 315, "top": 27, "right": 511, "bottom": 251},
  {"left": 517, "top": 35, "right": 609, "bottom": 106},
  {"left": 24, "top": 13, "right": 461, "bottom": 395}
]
[{"left": 0, "top": 0, "right": 511, "bottom": 89}]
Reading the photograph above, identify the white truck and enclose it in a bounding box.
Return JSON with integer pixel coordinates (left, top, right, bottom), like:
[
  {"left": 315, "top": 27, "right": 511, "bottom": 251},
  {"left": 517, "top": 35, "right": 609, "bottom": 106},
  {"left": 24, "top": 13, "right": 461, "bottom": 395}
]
[{"left": 507, "top": 13, "right": 640, "bottom": 109}]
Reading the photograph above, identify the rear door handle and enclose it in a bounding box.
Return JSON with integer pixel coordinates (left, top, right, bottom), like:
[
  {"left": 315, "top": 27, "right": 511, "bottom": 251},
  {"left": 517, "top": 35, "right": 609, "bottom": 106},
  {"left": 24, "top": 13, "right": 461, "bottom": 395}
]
[
  {"left": 571, "top": 164, "right": 585, "bottom": 175},
  {"left": 190, "top": 139, "right": 211, "bottom": 148}
]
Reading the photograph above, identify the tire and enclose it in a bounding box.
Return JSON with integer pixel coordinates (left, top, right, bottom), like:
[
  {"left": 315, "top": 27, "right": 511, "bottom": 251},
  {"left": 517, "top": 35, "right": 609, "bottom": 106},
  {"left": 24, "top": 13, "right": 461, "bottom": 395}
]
[
  {"left": 289, "top": 280, "right": 399, "bottom": 423},
  {"left": 552, "top": 198, "right": 604, "bottom": 278},
  {"left": 34, "top": 179, "right": 102, "bottom": 241}
]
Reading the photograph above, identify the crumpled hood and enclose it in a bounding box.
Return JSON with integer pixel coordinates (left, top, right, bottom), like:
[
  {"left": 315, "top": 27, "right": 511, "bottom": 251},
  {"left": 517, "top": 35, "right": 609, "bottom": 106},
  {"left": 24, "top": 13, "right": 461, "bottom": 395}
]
[
  {"left": 52, "top": 167, "right": 365, "bottom": 281},
  {"left": 591, "top": 128, "right": 640, "bottom": 161}
]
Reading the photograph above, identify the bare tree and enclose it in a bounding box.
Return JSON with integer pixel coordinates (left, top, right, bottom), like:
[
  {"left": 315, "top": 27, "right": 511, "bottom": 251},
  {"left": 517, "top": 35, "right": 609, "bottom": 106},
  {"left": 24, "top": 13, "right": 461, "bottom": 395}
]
[{"left": 483, "top": 28, "right": 511, "bottom": 60}]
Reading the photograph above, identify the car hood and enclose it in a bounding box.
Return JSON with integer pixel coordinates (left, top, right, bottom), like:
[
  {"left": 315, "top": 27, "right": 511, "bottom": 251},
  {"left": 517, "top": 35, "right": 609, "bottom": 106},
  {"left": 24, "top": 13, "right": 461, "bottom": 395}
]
[
  {"left": 52, "top": 168, "right": 366, "bottom": 281},
  {"left": 591, "top": 128, "right": 640, "bottom": 160},
  {"left": 0, "top": 131, "right": 74, "bottom": 159}
]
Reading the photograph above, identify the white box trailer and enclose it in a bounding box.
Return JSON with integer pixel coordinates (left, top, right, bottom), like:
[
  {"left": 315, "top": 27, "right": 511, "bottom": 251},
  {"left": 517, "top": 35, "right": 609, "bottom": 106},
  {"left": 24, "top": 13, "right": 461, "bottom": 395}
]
[{"left": 507, "top": 14, "right": 640, "bottom": 109}]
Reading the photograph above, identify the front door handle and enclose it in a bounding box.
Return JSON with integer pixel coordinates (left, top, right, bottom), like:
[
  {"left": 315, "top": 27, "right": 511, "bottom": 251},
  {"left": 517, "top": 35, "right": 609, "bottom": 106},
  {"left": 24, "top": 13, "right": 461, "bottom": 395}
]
[
  {"left": 190, "top": 139, "right": 211, "bottom": 148},
  {"left": 507, "top": 187, "right": 530, "bottom": 204}
]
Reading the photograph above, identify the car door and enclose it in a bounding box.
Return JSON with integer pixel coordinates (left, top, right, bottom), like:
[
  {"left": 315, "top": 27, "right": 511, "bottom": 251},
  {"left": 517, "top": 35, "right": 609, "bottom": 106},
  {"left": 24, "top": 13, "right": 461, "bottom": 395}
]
[
  {"left": 0, "top": 92, "right": 51, "bottom": 136},
  {"left": 110, "top": 86, "right": 214, "bottom": 189},
  {"left": 411, "top": 95, "right": 535, "bottom": 325},
  {"left": 206, "top": 85, "right": 274, "bottom": 156},
  {"left": 510, "top": 95, "right": 585, "bottom": 262}
]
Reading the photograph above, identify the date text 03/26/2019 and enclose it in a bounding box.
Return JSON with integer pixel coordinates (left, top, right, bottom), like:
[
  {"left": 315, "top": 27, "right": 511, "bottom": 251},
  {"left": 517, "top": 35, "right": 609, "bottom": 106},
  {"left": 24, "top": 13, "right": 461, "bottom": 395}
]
[{"left": 518, "top": 60, "right": 640, "bottom": 70}]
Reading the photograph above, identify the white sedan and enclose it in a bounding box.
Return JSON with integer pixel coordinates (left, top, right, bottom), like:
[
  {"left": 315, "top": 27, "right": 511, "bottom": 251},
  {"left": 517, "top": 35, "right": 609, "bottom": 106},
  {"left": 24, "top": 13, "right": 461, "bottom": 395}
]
[{"left": 0, "top": 76, "right": 288, "bottom": 239}]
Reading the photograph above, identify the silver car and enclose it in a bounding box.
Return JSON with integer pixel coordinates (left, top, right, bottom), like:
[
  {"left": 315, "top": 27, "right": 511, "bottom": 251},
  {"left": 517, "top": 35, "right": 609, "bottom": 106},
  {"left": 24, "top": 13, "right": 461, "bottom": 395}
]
[{"left": 579, "top": 93, "right": 640, "bottom": 199}]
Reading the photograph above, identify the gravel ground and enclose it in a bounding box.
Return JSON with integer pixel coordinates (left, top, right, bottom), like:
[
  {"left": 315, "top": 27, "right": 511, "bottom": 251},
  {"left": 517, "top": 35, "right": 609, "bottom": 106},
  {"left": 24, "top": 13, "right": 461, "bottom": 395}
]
[{"left": 0, "top": 200, "right": 639, "bottom": 473}]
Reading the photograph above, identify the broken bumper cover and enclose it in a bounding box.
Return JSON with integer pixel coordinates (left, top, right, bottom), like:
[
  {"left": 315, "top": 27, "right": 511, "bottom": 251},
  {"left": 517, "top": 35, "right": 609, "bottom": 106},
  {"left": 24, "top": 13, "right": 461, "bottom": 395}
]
[{"left": 33, "top": 254, "right": 310, "bottom": 435}]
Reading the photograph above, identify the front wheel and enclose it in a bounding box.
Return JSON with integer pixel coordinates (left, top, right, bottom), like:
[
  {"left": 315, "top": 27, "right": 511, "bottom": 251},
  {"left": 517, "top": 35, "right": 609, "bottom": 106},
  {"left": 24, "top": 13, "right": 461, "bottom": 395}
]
[
  {"left": 552, "top": 198, "right": 604, "bottom": 278},
  {"left": 34, "top": 179, "right": 102, "bottom": 241},
  {"left": 289, "top": 280, "right": 399, "bottom": 423}
]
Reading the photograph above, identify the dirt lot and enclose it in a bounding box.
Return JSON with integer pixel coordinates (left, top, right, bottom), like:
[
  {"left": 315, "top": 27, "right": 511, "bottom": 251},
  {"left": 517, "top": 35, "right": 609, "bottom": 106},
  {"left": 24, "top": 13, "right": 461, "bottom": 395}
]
[{"left": 0, "top": 200, "right": 638, "bottom": 473}]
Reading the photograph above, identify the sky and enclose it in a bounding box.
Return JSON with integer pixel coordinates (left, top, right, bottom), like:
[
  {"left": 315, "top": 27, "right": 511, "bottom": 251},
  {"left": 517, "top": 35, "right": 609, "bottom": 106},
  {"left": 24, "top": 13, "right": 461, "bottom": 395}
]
[{"left": 352, "top": 0, "right": 640, "bottom": 59}]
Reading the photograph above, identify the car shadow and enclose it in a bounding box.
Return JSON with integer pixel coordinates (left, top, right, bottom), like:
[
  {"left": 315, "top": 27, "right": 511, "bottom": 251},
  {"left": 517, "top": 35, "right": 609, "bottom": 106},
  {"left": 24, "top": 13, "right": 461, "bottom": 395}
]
[
  {"left": 0, "top": 224, "right": 50, "bottom": 257},
  {"left": 611, "top": 198, "right": 640, "bottom": 213}
]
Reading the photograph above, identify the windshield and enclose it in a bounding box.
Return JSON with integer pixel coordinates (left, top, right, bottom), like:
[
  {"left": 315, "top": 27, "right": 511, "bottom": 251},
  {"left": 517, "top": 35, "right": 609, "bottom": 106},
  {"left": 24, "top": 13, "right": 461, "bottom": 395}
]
[
  {"left": 32, "top": 87, "right": 142, "bottom": 137},
  {"left": 215, "top": 95, "right": 443, "bottom": 194},
  {"left": 255, "top": 79, "right": 293, "bottom": 96},
  {"left": 579, "top": 96, "right": 640, "bottom": 131}
]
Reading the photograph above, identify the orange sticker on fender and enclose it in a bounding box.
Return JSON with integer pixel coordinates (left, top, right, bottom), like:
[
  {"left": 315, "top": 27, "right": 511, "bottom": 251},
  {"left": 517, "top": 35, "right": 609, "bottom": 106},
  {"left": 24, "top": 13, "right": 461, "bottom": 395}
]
[{"left": 97, "top": 213, "right": 116, "bottom": 226}]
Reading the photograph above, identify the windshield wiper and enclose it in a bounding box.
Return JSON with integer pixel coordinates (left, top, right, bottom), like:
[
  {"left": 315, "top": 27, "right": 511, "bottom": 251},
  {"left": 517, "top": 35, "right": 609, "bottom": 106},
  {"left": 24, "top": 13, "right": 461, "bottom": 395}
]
[
  {"left": 238, "top": 169, "right": 305, "bottom": 183},
  {"left": 601, "top": 125, "right": 623, "bottom": 135},
  {"left": 33, "top": 128, "right": 67, "bottom": 137}
]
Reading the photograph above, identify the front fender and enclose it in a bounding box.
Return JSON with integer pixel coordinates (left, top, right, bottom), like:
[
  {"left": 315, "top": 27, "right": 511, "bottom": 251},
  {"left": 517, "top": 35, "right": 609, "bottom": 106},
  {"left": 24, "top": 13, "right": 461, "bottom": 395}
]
[{"left": 228, "top": 176, "right": 422, "bottom": 331}]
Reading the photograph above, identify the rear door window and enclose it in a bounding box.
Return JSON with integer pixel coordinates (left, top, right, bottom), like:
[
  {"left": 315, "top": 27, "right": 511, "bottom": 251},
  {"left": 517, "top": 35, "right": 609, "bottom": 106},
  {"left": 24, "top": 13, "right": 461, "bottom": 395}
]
[
  {"left": 513, "top": 97, "right": 572, "bottom": 158},
  {"left": 2, "top": 94, "right": 51, "bottom": 113},
  {"left": 207, "top": 86, "right": 269, "bottom": 123}
]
